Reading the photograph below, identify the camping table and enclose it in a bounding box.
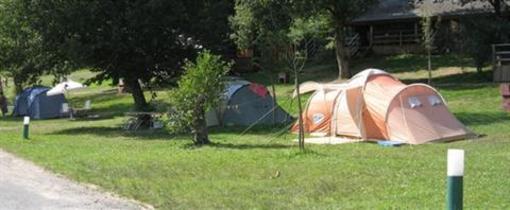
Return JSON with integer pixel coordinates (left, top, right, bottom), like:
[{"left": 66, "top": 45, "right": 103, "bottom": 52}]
[
  {"left": 73, "top": 108, "right": 90, "bottom": 118},
  {"left": 123, "top": 112, "right": 164, "bottom": 131}
]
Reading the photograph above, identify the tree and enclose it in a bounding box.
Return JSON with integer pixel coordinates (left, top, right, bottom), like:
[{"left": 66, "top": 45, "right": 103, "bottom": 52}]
[
  {"left": 284, "top": 41, "right": 315, "bottom": 151},
  {"left": 23, "top": 0, "right": 234, "bottom": 111},
  {"left": 0, "top": 0, "right": 69, "bottom": 93},
  {"left": 454, "top": 0, "right": 510, "bottom": 72},
  {"left": 286, "top": 17, "right": 324, "bottom": 151},
  {"left": 231, "top": 0, "right": 376, "bottom": 79},
  {"left": 230, "top": 0, "right": 294, "bottom": 123},
  {"left": 458, "top": 0, "right": 509, "bottom": 18},
  {"left": 169, "top": 51, "right": 231, "bottom": 145},
  {"left": 304, "top": 0, "right": 377, "bottom": 79},
  {"left": 230, "top": 1, "right": 323, "bottom": 151},
  {"left": 422, "top": 0, "right": 509, "bottom": 73},
  {"left": 460, "top": 16, "right": 510, "bottom": 72},
  {"left": 416, "top": 1, "right": 442, "bottom": 84}
]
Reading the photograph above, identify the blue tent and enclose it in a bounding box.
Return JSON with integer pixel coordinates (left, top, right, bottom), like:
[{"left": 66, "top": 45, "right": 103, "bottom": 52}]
[
  {"left": 13, "top": 86, "right": 68, "bottom": 119},
  {"left": 206, "top": 79, "right": 292, "bottom": 126}
]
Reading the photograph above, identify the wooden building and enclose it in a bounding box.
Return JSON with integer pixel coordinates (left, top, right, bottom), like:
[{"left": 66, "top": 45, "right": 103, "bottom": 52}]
[{"left": 349, "top": 0, "right": 501, "bottom": 55}]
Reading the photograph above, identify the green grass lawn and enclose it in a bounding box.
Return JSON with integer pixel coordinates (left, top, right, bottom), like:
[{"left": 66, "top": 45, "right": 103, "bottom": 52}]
[{"left": 0, "top": 54, "right": 509, "bottom": 209}]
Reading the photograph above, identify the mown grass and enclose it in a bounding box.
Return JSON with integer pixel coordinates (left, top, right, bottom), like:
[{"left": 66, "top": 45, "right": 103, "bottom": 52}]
[{"left": 0, "top": 54, "right": 509, "bottom": 209}]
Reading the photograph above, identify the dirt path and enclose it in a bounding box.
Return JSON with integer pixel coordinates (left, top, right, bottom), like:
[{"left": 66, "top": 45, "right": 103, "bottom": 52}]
[{"left": 0, "top": 149, "right": 152, "bottom": 210}]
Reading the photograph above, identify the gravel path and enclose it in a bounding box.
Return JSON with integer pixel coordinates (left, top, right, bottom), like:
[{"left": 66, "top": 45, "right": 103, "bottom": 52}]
[{"left": 0, "top": 149, "right": 152, "bottom": 210}]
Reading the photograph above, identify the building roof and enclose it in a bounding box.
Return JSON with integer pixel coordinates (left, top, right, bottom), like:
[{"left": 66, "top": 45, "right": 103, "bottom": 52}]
[{"left": 352, "top": 0, "right": 503, "bottom": 24}]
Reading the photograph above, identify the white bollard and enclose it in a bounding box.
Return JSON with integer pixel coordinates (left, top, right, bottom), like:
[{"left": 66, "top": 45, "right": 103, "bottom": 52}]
[
  {"left": 447, "top": 149, "right": 464, "bottom": 210},
  {"left": 23, "top": 116, "right": 30, "bottom": 139}
]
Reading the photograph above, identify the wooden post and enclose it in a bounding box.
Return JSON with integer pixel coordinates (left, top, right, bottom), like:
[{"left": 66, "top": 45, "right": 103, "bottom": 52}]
[
  {"left": 369, "top": 25, "right": 374, "bottom": 46},
  {"left": 414, "top": 22, "right": 419, "bottom": 43},
  {"left": 492, "top": 44, "right": 497, "bottom": 67},
  {"left": 0, "top": 77, "right": 3, "bottom": 94},
  {"left": 399, "top": 31, "right": 403, "bottom": 47},
  {"left": 493, "top": 44, "right": 498, "bottom": 82}
]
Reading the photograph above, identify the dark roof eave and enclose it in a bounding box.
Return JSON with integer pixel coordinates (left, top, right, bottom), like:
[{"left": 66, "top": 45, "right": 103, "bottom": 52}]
[
  {"left": 350, "top": 16, "right": 418, "bottom": 25},
  {"left": 350, "top": 10, "right": 499, "bottom": 25}
]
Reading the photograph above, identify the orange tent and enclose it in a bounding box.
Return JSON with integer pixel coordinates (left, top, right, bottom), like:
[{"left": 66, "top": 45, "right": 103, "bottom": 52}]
[{"left": 292, "top": 69, "right": 473, "bottom": 144}]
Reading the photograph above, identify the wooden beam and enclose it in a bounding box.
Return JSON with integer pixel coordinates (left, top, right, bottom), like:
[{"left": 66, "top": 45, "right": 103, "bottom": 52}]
[
  {"left": 494, "top": 43, "right": 510, "bottom": 47},
  {"left": 369, "top": 25, "right": 373, "bottom": 47},
  {"left": 414, "top": 22, "right": 418, "bottom": 43},
  {"left": 493, "top": 44, "right": 497, "bottom": 68}
]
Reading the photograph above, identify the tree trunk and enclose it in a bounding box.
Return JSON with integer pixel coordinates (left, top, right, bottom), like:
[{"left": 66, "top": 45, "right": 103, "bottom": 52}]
[
  {"left": 335, "top": 26, "right": 351, "bottom": 79},
  {"left": 427, "top": 48, "right": 432, "bottom": 85},
  {"left": 13, "top": 75, "right": 23, "bottom": 94},
  {"left": 125, "top": 77, "right": 148, "bottom": 111},
  {"left": 192, "top": 95, "right": 210, "bottom": 145},
  {"left": 0, "top": 78, "right": 3, "bottom": 94},
  {"left": 493, "top": 0, "right": 501, "bottom": 17},
  {"left": 269, "top": 74, "right": 277, "bottom": 124},
  {"left": 476, "top": 65, "right": 483, "bottom": 73},
  {"left": 294, "top": 70, "right": 305, "bottom": 151}
]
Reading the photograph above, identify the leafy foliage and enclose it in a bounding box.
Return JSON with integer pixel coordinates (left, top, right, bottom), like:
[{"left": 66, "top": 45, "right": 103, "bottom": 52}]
[
  {"left": 0, "top": 0, "right": 70, "bottom": 93},
  {"left": 169, "top": 51, "right": 231, "bottom": 145},
  {"left": 230, "top": 1, "right": 296, "bottom": 47},
  {"left": 417, "top": 1, "right": 442, "bottom": 84},
  {"left": 460, "top": 15, "right": 510, "bottom": 71},
  {"left": 458, "top": 0, "right": 509, "bottom": 17},
  {"left": 230, "top": 0, "right": 295, "bottom": 69},
  {"left": 230, "top": 1, "right": 329, "bottom": 73},
  {"left": 300, "top": 0, "right": 377, "bottom": 78},
  {"left": 22, "top": 0, "right": 234, "bottom": 110}
]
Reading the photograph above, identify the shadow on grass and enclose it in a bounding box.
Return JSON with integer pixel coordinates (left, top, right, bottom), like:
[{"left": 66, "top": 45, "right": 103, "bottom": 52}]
[
  {"left": 209, "top": 123, "right": 292, "bottom": 135},
  {"left": 352, "top": 54, "right": 473, "bottom": 74},
  {"left": 91, "top": 104, "right": 133, "bottom": 117},
  {"left": 52, "top": 126, "right": 173, "bottom": 140},
  {"left": 71, "top": 115, "right": 115, "bottom": 121},
  {"left": 0, "top": 116, "right": 26, "bottom": 122},
  {"left": 402, "top": 70, "right": 493, "bottom": 88},
  {"left": 52, "top": 123, "right": 294, "bottom": 142},
  {"left": 205, "top": 142, "right": 292, "bottom": 150},
  {"left": 241, "top": 62, "right": 338, "bottom": 86},
  {"left": 455, "top": 111, "right": 510, "bottom": 126},
  {"left": 243, "top": 54, "right": 482, "bottom": 87}
]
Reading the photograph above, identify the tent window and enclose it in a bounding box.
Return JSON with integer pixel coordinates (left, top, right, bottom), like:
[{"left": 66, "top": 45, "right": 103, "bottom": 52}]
[
  {"left": 408, "top": 97, "right": 422, "bottom": 108},
  {"left": 428, "top": 95, "right": 442, "bottom": 106},
  {"left": 226, "top": 105, "right": 240, "bottom": 110},
  {"left": 312, "top": 113, "right": 325, "bottom": 124}
]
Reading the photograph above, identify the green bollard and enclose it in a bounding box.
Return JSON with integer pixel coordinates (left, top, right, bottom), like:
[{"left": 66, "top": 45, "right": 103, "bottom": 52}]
[
  {"left": 23, "top": 116, "right": 30, "bottom": 139},
  {"left": 447, "top": 149, "right": 464, "bottom": 210}
]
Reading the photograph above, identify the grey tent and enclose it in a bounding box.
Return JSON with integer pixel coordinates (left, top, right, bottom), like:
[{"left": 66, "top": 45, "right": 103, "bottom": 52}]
[
  {"left": 13, "top": 86, "right": 68, "bottom": 119},
  {"left": 206, "top": 79, "right": 292, "bottom": 126}
]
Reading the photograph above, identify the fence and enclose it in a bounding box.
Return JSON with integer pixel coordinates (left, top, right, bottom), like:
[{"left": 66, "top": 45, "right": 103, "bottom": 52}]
[{"left": 492, "top": 43, "right": 510, "bottom": 82}]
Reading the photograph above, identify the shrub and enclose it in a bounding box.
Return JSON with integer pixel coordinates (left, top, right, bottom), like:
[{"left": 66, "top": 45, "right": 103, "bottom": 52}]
[
  {"left": 168, "top": 50, "right": 231, "bottom": 145},
  {"left": 460, "top": 16, "right": 510, "bottom": 72}
]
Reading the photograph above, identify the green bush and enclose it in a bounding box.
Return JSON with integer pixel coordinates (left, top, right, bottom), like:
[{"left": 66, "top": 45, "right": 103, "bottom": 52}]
[
  {"left": 168, "top": 50, "right": 231, "bottom": 145},
  {"left": 461, "top": 16, "right": 510, "bottom": 72}
]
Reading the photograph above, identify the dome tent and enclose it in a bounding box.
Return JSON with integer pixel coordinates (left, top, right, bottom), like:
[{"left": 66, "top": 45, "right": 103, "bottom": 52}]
[
  {"left": 292, "top": 69, "right": 473, "bottom": 144},
  {"left": 13, "top": 86, "right": 68, "bottom": 119},
  {"left": 206, "top": 78, "right": 292, "bottom": 127}
]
